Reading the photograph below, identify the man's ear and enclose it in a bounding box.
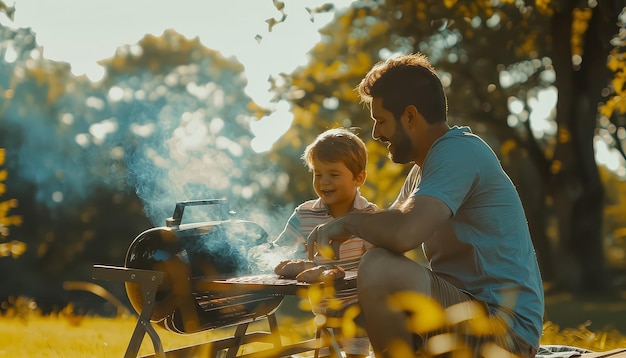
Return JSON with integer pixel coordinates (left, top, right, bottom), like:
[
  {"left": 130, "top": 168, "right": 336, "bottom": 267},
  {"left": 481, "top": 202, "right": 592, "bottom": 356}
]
[
  {"left": 403, "top": 105, "right": 428, "bottom": 133},
  {"left": 355, "top": 170, "right": 366, "bottom": 186},
  {"left": 405, "top": 105, "right": 421, "bottom": 125}
]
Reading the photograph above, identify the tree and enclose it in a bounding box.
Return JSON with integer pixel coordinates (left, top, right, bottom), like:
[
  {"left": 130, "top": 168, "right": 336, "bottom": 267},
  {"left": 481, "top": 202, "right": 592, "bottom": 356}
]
[
  {"left": 268, "top": 0, "right": 625, "bottom": 290},
  {"left": 599, "top": 6, "right": 626, "bottom": 162},
  {"left": 0, "top": 26, "right": 290, "bottom": 309},
  {"left": 97, "top": 30, "right": 288, "bottom": 227},
  {"left": 0, "top": 148, "right": 23, "bottom": 258}
]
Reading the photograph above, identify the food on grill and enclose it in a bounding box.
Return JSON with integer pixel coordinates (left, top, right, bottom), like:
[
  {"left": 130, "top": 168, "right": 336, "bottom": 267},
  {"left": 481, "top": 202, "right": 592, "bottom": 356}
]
[
  {"left": 296, "top": 264, "right": 345, "bottom": 283},
  {"left": 274, "top": 259, "right": 316, "bottom": 279}
]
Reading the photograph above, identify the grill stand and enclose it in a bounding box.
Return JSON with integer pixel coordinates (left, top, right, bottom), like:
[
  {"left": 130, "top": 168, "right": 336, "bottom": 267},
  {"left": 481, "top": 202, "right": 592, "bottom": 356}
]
[
  {"left": 92, "top": 265, "right": 165, "bottom": 358},
  {"left": 92, "top": 265, "right": 342, "bottom": 358}
]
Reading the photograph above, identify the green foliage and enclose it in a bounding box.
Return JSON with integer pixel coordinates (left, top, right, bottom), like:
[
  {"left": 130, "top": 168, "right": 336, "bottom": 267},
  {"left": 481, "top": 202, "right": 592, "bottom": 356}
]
[
  {"left": 269, "top": 0, "right": 557, "bottom": 207},
  {"left": 0, "top": 148, "right": 23, "bottom": 258},
  {"left": 600, "top": 7, "right": 626, "bottom": 160},
  {"left": 268, "top": 0, "right": 626, "bottom": 290},
  {"left": 0, "top": 25, "right": 290, "bottom": 307},
  {"left": 0, "top": 0, "right": 14, "bottom": 21},
  {"left": 0, "top": 0, "right": 623, "bottom": 313},
  {"left": 600, "top": 166, "right": 626, "bottom": 269}
]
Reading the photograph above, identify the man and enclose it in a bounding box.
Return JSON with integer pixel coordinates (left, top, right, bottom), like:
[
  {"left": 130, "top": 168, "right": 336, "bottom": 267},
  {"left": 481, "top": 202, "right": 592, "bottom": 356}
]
[{"left": 307, "top": 53, "right": 544, "bottom": 357}]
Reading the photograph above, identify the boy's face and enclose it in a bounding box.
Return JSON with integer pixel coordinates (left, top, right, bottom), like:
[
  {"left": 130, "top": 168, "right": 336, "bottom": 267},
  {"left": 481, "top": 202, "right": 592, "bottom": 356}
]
[{"left": 311, "top": 158, "right": 365, "bottom": 216}]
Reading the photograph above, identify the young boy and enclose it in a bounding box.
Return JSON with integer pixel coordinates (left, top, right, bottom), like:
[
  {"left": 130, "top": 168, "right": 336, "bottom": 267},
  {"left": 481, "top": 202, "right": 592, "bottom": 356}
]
[{"left": 273, "top": 127, "right": 378, "bottom": 358}]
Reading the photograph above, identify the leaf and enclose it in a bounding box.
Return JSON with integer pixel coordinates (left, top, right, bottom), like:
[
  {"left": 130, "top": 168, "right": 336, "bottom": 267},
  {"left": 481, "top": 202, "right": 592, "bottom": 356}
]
[
  {"left": 387, "top": 291, "right": 446, "bottom": 334},
  {"left": 0, "top": 0, "right": 15, "bottom": 21}
]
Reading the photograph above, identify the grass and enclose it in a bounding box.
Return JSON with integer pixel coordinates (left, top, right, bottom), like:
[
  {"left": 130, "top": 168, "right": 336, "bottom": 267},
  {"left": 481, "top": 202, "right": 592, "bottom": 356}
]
[
  {"left": 0, "top": 310, "right": 317, "bottom": 358},
  {"left": 1, "top": 309, "right": 626, "bottom": 357},
  {"left": 2, "top": 290, "right": 626, "bottom": 357}
]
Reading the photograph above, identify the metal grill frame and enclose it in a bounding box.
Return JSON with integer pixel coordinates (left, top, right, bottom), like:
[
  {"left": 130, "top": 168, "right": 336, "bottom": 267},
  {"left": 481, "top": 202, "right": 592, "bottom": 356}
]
[{"left": 92, "top": 264, "right": 346, "bottom": 358}]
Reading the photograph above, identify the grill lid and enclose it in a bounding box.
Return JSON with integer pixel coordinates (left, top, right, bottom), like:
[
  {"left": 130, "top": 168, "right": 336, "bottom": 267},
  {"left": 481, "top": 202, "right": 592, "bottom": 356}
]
[{"left": 124, "top": 199, "right": 273, "bottom": 324}]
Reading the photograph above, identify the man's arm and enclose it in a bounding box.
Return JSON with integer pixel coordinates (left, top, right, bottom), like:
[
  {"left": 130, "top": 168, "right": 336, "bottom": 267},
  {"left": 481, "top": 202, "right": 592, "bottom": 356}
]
[{"left": 308, "top": 194, "right": 452, "bottom": 259}]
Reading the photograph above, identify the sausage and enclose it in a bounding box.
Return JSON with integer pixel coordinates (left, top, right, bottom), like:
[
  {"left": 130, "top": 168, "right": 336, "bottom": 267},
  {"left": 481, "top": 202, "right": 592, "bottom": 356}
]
[
  {"left": 319, "top": 266, "right": 346, "bottom": 282},
  {"left": 274, "top": 259, "right": 316, "bottom": 279},
  {"left": 296, "top": 265, "right": 345, "bottom": 283}
]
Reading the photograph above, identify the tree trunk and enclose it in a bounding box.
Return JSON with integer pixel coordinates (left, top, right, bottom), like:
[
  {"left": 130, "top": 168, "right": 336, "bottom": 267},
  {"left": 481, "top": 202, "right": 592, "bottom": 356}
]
[
  {"left": 551, "top": 3, "right": 610, "bottom": 291},
  {"left": 568, "top": 2, "right": 617, "bottom": 290}
]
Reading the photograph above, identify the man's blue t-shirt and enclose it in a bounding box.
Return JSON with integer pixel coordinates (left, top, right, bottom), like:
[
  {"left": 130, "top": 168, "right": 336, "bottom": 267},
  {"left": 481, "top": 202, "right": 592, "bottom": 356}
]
[{"left": 412, "top": 126, "right": 544, "bottom": 348}]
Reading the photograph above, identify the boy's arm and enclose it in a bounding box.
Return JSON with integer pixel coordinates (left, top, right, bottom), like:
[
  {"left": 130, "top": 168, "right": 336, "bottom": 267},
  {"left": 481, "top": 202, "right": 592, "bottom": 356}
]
[{"left": 272, "top": 210, "right": 307, "bottom": 258}]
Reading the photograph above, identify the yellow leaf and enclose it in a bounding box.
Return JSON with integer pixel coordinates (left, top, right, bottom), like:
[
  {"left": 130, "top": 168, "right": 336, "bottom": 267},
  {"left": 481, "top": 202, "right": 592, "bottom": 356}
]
[
  {"left": 387, "top": 291, "right": 446, "bottom": 334},
  {"left": 500, "top": 139, "right": 517, "bottom": 157},
  {"left": 617, "top": 96, "right": 626, "bottom": 114},
  {"left": 599, "top": 101, "right": 615, "bottom": 118},
  {"left": 607, "top": 55, "right": 621, "bottom": 72},
  {"left": 444, "top": 0, "right": 457, "bottom": 8},
  {"left": 467, "top": 315, "right": 509, "bottom": 336},
  {"left": 612, "top": 77, "right": 626, "bottom": 93},
  {"left": 341, "top": 304, "right": 361, "bottom": 338},
  {"left": 558, "top": 127, "right": 571, "bottom": 143}
]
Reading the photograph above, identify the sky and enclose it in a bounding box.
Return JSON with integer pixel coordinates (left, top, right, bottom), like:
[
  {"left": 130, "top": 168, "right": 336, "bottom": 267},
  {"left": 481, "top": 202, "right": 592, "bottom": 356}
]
[
  {"left": 1, "top": 0, "right": 353, "bottom": 152},
  {"left": 1, "top": 0, "right": 624, "bottom": 175}
]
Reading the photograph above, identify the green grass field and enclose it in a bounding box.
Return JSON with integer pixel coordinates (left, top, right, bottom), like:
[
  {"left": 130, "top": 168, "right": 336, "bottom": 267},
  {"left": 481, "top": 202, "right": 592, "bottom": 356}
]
[
  {"left": 0, "top": 312, "right": 320, "bottom": 357},
  {"left": 1, "top": 309, "right": 625, "bottom": 357},
  {"left": 2, "top": 287, "right": 626, "bottom": 357}
]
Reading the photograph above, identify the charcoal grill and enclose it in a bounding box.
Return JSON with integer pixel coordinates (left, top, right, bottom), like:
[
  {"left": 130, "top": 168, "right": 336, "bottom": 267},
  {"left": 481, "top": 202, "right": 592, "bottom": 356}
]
[{"left": 93, "top": 199, "right": 357, "bottom": 358}]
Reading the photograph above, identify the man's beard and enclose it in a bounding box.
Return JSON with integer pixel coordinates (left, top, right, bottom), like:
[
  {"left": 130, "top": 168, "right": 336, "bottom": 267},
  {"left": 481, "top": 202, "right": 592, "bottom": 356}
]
[{"left": 388, "top": 126, "right": 414, "bottom": 164}]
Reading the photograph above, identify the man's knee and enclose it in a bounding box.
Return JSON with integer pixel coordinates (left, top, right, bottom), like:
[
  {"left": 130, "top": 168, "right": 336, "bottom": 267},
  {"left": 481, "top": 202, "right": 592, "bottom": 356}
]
[
  {"left": 356, "top": 248, "right": 396, "bottom": 293},
  {"left": 358, "top": 248, "right": 431, "bottom": 293},
  {"left": 360, "top": 246, "right": 390, "bottom": 266},
  {"left": 358, "top": 248, "right": 396, "bottom": 280}
]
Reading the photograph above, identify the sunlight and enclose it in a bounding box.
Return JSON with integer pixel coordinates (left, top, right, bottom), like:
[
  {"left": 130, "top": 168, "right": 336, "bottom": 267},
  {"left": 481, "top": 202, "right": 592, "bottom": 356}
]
[
  {"left": 130, "top": 123, "right": 156, "bottom": 137},
  {"left": 89, "top": 119, "right": 118, "bottom": 144},
  {"left": 508, "top": 97, "right": 525, "bottom": 114},
  {"left": 52, "top": 191, "right": 63, "bottom": 203},
  {"left": 594, "top": 137, "right": 626, "bottom": 178},
  {"left": 173, "top": 113, "right": 210, "bottom": 151},
  {"left": 250, "top": 100, "right": 293, "bottom": 153},
  {"left": 85, "top": 96, "right": 105, "bottom": 110},
  {"left": 60, "top": 113, "right": 74, "bottom": 125},
  {"left": 107, "top": 86, "right": 124, "bottom": 102},
  {"left": 186, "top": 82, "right": 215, "bottom": 100},
  {"left": 528, "top": 87, "right": 558, "bottom": 137},
  {"left": 500, "top": 70, "right": 514, "bottom": 89},
  {"left": 209, "top": 117, "right": 225, "bottom": 134},
  {"left": 75, "top": 133, "right": 90, "bottom": 148},
  {"left": 4, "top": 0, "right": 356, "bottom": 153},
  {"left": 3, "top": 42, "right": 16, "bottom": 63},
  {"left": 216, "top": 136, "right": 243, "bottom": 157}
]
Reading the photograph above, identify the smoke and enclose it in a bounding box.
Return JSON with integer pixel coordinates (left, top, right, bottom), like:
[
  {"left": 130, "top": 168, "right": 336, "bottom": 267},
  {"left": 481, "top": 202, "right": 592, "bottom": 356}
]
[
  {"left": 1, "top": 28, "right": 299, "bottom": 276},
  {"left": 247, "top": 242, "right": 295, "bottom": 274}
]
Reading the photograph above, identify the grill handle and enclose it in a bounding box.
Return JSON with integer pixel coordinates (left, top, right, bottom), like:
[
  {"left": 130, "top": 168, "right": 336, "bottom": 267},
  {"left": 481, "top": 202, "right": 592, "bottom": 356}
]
[{"left": 165, "top": 199, "right": 233, "bottom": 227}]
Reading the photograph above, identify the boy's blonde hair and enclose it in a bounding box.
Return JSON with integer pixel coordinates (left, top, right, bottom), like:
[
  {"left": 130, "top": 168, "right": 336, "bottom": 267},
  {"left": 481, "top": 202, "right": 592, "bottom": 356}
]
[{"left": 302, "top": 128, "right": 367, "bottom": 178}]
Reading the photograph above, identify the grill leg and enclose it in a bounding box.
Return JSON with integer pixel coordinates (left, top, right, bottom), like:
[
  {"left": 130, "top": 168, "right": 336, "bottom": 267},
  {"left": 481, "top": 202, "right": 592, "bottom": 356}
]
[
  {"left": 126, "top": 314, "right": 164, "bottom": 358},
  {"left": 225, "top": 322, "right": 250, "bottom": 358},
  {"left": 314, "top": 328, "right": 322, "bottom": 358},
  {"left": 266, "top": 313, "right": 284, "bottom": 350},
  {"left": 92, "top": 265, "right": 165, "bottom": 358},
  {"left": 314, "top": 327, "right": 342, "bottom": 358}
]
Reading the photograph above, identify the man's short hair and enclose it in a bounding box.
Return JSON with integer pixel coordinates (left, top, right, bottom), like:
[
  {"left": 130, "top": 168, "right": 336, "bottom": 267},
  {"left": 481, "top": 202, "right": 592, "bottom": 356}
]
[{"left": 356, "top": 53, "right": 448, "bottom": 124}]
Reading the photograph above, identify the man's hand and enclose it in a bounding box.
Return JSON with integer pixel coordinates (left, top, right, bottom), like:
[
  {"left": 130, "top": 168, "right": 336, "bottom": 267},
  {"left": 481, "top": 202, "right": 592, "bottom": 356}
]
[{"left": 306, "top": 219, "right": 351, "bottom": 260}]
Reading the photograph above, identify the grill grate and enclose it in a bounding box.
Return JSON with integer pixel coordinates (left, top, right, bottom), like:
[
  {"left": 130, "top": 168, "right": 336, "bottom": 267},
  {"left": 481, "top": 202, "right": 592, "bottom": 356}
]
[{"left": 192, "top": 271, "right": 358, "bottom": 297}]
